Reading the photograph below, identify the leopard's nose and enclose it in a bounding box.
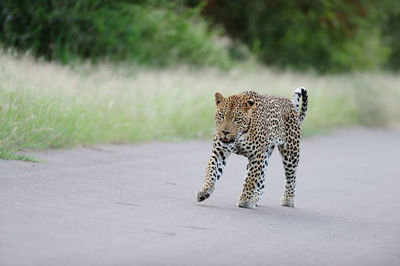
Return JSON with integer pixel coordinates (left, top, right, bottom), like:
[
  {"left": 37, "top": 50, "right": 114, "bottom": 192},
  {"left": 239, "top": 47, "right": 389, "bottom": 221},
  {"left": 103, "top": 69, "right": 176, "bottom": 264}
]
[{"left": 222, "top": 131, "right": 230, "bottom": 136}]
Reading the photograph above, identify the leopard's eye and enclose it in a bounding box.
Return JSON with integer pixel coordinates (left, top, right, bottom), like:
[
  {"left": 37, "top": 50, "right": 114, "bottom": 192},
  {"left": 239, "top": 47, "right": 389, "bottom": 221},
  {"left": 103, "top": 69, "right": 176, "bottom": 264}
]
[
  {"left": 218, "top": 113, "right": 224, "bottom": 120},
  {"left": 233, "top": 117, "right": 242, "bottom": 123}
]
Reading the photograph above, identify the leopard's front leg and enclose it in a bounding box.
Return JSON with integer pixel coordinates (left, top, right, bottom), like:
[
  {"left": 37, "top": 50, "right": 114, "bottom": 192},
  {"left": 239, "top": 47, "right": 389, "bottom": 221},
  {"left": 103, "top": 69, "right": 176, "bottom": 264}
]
[
  {"left": 238, "top": 150, "right": 266, "bottom": 209},
  {"left": 197, "top": 138, "right": 232, "bottom": 202}
]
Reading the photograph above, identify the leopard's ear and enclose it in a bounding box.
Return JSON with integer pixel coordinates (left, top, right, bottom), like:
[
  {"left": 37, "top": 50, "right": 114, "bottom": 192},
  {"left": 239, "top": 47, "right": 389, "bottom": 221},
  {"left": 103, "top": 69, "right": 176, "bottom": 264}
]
[{"left": 215, "top": 92, "right": 224, "bottom": 105}]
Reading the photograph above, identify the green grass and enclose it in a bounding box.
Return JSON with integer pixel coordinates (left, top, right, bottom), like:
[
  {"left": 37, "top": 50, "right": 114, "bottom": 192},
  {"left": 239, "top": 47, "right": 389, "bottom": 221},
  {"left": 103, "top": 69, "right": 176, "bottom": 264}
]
[{"left": 1, "top": 52, "right": 399, "bottom": 160}]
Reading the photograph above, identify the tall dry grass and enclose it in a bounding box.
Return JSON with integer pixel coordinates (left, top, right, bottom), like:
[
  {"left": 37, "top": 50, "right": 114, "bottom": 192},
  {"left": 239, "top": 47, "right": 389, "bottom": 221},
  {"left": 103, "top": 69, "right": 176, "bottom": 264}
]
[{"left": 1, "top": 52, "right": 399, "bottom": 160}]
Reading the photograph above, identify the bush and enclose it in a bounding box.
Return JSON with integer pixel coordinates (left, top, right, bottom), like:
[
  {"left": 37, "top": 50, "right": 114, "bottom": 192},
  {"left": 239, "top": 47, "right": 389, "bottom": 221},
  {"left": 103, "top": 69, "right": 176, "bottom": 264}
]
[
  {"left": 0, "top": 0, "right": 232, "bottom": 67},
  {"left": 189, "top": 0, "right": 391, "bottom": 73},
  {"left": 381, "top": 5, "right": 400, "bottom": 70}
]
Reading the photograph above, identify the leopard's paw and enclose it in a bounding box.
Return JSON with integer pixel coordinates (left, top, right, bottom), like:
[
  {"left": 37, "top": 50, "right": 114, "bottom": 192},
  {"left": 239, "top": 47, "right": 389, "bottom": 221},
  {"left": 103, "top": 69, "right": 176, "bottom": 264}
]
[
  {"left": 196, "top": 188, "right": 214, "bottom": 202},
  {"left": 280, "top": 196, "right": 295, "bottom": 207},
  {"left": 238, "top": 200, "right": 257, "bottom": 209},
  {"left": 237, "top": 196, "right": 260, "bottom": 209}
]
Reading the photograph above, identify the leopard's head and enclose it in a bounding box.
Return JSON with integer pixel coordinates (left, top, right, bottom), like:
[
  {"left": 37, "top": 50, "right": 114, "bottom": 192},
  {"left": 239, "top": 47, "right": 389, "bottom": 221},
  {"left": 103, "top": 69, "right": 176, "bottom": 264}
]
[{"left": 214, "top": 92, "right": 256, "bottom": 144}]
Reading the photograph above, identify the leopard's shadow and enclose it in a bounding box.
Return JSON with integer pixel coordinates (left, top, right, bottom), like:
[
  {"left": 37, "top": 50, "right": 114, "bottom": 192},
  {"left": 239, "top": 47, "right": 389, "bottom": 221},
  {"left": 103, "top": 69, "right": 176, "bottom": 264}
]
[{"left": 196, "top": 202, "right": 335, "bottom": 226}]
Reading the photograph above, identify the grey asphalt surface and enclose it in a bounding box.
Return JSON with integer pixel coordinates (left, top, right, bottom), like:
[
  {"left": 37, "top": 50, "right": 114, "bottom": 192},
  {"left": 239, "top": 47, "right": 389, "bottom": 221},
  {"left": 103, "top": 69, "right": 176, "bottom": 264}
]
[{"left": 1, "top": 128, "right": 399, "bottom": 266}]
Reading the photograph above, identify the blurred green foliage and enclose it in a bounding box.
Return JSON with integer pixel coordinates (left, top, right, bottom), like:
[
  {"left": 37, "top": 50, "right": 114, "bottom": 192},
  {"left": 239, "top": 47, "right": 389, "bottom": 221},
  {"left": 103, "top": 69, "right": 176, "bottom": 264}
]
[
  {"left": 0, "top": 0, "right": 399, "bottom": 72},
  {"left": 189, "top": 0, "right": 399, "bottom": 72},
  {"left": 381, "top": 2, "right": 400, "bottom": 70},
  {"left": 0, "top": 0, "right": 231, "bottom": 67}
]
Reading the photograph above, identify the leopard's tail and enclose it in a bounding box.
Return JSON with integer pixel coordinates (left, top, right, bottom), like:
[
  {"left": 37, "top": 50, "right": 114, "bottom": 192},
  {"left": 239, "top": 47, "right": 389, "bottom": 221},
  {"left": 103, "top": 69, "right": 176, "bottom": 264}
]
[{"left": 292, "top": 87, "right": 308, "bottom": 123}]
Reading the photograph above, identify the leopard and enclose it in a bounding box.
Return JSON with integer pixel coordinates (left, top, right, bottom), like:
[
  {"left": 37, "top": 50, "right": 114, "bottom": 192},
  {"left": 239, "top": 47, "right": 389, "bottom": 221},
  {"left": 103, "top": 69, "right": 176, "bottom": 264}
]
[{"left": 196, "top": 87, "right": 308, "bottom": 209}]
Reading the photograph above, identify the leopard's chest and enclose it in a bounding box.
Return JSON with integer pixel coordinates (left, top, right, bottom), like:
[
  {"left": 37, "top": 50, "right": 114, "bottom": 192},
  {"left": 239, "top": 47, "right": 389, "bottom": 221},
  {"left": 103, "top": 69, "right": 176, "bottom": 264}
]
[{"left": 232, "top": 133, "right": 258, "bottom": 158}]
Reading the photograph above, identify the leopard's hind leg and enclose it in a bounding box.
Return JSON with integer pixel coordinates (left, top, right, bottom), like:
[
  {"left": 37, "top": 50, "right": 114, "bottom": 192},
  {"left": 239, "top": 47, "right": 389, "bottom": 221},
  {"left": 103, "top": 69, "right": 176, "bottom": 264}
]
[{"left": 278, "top": 129, "right": 301, "bottom": 207}]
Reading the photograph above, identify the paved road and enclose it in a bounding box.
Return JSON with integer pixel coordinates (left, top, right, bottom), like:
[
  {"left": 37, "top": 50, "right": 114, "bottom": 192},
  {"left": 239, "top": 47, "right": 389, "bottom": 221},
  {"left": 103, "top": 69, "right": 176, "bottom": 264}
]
[{"left": 1, "top": 128, "right": 399, "bottom": 266}]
